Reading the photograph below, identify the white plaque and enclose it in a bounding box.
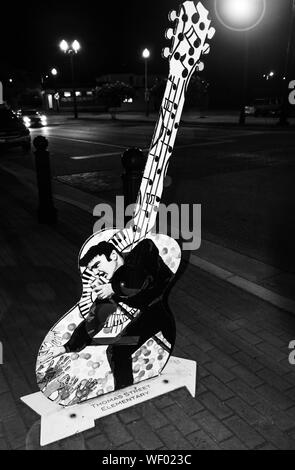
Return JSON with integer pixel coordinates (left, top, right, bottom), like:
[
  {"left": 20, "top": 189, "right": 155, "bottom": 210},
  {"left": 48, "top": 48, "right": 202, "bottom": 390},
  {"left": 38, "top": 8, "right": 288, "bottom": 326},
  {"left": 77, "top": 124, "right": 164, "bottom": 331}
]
[{"left": 21, "top": 356, "right": 197, "bottom": 446}]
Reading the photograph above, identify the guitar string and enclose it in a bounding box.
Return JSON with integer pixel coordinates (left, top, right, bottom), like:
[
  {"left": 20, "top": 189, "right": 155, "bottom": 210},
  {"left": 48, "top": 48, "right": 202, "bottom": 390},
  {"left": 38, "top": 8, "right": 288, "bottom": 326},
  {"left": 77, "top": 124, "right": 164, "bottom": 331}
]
[
  {"left": 129, "top": 76, "right": 176, "bottom": 230},
  {"left": 131, "top": 77, "right": 178, "bottom": 247},
  {"left": 132, "top": 78, "right": 186, "bottom": 248}
]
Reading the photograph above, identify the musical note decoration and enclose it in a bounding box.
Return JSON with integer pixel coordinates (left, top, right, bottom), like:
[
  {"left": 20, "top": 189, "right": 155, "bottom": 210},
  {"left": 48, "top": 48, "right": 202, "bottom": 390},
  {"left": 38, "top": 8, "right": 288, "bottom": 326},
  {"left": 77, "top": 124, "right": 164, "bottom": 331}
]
[{"left": 131, "top": 1, "right": 215, "bottom": 246}]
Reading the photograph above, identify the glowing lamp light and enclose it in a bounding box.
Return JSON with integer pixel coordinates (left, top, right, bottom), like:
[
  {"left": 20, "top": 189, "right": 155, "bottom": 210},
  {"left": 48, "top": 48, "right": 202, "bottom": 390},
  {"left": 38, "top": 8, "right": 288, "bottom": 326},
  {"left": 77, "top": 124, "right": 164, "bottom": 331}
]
[
  {"left": 142, "top": 48, "right": 150, "bottom": 59},
  {"left": 215, "top": 0, "right": 266, "bottom": 31},
  {"left": 51, "top": 68, "right": 58, "bottom": 76},
  {"left": 72, "top": 40, "right": 81, "bottom": 53},
  {"left": 59, "top": 39, "right": 69, "bottom": 52}
]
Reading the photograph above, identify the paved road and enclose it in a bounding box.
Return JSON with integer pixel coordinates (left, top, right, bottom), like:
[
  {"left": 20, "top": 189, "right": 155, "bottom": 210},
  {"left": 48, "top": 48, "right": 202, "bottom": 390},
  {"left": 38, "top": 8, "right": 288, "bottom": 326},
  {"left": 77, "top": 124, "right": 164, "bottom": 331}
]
[{"left": 1, "top": 117, "right": 295, "bottom": 271}]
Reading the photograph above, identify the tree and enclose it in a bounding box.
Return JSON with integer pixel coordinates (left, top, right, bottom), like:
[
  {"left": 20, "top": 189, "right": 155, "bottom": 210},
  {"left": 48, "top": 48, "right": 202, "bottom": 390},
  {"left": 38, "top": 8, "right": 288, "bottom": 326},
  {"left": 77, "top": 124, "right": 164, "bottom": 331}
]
[
  {"left": 95, "top": 81, "right": 135, "bottom": 119},
  {"left": 150, "top": 74, "right": 209, "bottom": 113}
]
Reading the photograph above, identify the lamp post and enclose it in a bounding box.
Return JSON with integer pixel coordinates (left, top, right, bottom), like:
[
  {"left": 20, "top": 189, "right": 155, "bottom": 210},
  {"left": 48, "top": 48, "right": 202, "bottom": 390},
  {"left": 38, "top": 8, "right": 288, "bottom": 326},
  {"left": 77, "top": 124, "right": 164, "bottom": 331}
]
[
  {"left": 50, "top": 68, "right": 59, "bottom": 112},
  {"left": 278, "top": 0, "right": 295, "bottom": 126},
  {"left": 142, "top": 48, "right": 150, "bottom": 117},
  {"left": 59, "top": 39, "right": 81, "bottom": 119},
  {"left": 214, "top": 0, "right": 266, "bottom": 125},
  {"left": 40, "top": 68, "right": 58, "bottom": 111}
]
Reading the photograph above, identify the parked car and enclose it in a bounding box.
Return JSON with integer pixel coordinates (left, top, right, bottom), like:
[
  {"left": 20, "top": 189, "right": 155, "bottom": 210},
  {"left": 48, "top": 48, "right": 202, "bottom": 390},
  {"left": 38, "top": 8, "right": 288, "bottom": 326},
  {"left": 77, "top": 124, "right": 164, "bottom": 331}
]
[
  {"left": 245, "top": 97, "right": 282, "bottom": 117},
  {"left": 17, "top": 109, "right": 47, "bottom": 128},
  {"left": 0, "top": 105, "right": 31, "bottom": 152}
]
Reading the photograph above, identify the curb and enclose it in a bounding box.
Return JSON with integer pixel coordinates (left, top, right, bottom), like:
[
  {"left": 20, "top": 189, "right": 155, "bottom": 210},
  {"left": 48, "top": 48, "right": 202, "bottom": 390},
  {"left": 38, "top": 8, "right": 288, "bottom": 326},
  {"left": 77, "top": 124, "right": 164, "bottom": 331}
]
[
  {"left": 2, "top": 162, "right": 295, "bottom": 316},
  {"left": 188, "top": 254, "right": 295, "bottom": 315}
]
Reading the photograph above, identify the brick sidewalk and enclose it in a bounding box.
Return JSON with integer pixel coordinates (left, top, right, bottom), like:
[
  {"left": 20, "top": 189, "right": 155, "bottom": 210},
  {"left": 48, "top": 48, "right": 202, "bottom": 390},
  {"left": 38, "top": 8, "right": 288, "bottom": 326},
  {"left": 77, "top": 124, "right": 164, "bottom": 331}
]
[{"left": 0, "top": 170, "right": 295, "bottom": 450}]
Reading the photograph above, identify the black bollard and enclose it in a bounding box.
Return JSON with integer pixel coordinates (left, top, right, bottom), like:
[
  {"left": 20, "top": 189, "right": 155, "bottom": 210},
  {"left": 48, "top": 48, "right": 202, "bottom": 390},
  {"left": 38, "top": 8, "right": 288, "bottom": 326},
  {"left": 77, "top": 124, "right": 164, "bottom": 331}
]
[
  {"left": 33, "top": 136, "right": 58, "bottom": 225},
  {"left": 121, "top": 147, "right": 147, "bottom": 225}
]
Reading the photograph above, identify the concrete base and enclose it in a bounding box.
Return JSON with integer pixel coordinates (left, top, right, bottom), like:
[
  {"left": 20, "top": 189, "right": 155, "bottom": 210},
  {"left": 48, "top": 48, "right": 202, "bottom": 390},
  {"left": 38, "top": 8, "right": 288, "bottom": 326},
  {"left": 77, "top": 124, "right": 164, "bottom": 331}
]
[{"left": 21, "top": 356, "right": 197, "bottom": 446}]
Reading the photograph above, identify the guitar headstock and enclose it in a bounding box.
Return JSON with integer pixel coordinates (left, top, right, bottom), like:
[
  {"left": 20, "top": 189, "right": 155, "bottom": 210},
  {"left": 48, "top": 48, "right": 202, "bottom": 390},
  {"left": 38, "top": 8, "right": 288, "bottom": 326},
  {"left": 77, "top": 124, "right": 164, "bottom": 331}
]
[{"left": 162, "top": 1, "right": 215, "bottom": 81}]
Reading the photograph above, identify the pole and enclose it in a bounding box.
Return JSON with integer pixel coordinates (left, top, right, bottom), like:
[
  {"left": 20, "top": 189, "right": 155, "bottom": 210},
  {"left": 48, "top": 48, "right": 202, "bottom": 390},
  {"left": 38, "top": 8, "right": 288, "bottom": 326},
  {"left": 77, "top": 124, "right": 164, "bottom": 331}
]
[
  {"left": 278, "top": 0, "right": 295, "bottom": 126},
  {"left": 145, "top": 58, "right": 149, "bottom": 117},
  {"left": 70, "top": 53, "right": 78, "bottom": 119},
  {"left": 239, "top": 32, "right": 249, "bottom": 125},
  {"left": 33, "top": 136, "right": 57, "bottom": 225},
  {"left": 40, "top": 75, "right": 46, "bottom": 111}
]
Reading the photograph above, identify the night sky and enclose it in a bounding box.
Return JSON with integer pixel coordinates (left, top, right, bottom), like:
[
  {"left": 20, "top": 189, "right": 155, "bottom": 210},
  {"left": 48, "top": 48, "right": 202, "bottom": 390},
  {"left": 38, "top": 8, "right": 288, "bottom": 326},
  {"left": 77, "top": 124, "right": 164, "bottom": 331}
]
[{"left": 0, "top": 0, "right": 293, "bottom": 97}]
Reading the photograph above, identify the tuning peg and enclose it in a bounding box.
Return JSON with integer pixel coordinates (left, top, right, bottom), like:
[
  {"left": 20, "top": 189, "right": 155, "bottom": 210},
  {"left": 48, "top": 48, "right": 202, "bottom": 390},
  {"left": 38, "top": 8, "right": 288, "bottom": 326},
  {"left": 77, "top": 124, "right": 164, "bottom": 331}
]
[
  {"left": 168, "top": 10, "right": 178, "bottom": 22},
  {"left": 165, "top": 28, "right": 174, "bottom": 40},
  {"left": 202, "top": 43, "right": 210, "bottom": 55},
  {"left": 208, "top": 27, "right": 216, "bottom": 40},
  {"left": 162, "top": 47, "right": 171, "bottom": 59},
  {"left": 198, "top": 62, "right": 204, "bottom": 72}
]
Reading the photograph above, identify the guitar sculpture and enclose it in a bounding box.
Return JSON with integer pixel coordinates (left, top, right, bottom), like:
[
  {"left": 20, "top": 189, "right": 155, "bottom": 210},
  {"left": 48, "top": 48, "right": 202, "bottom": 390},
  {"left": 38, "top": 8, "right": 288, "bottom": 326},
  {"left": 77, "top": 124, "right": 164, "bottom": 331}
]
[{"left": 36, "top": 1, "right": 215, "bottom": 406}]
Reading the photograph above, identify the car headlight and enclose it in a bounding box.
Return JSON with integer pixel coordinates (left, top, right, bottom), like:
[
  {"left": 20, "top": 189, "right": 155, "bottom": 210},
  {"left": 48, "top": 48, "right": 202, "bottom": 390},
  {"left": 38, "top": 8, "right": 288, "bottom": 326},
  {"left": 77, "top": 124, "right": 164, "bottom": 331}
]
[
  {"left": 23, "top": 116, "right": 31, "bottom": 127},
  {"left": 40, "top": 115, "right": 47, "bottom": 124}
]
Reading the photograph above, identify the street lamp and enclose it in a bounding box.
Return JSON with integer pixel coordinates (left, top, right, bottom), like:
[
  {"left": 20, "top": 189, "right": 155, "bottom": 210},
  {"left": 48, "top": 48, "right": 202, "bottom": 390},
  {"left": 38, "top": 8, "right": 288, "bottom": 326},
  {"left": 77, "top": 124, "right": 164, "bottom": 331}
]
[
  {"left": 49, "top": 68, "right": 60, "bottom": 112},
  {"left": 142, "top": 48, "right": 150, "bottom": 117},
  {"left": 59, "top": 39, "right": 81, "bottom": 119},
  {"left": 263, "top": 70, "right": 275, "bottom": 81},
  {"left": 215, "top": 0, "right": 266, "bottom": 32},
  {"left": 214, "top": 0, "right": 266, "bottom": 125}
]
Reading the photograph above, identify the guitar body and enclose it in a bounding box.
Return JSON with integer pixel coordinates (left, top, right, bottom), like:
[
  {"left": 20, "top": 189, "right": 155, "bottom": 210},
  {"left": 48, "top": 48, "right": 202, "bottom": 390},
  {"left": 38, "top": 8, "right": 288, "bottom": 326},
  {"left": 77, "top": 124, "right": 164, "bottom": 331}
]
[{"left": 36, "top": 229, "right": 181, "bottom": 406}]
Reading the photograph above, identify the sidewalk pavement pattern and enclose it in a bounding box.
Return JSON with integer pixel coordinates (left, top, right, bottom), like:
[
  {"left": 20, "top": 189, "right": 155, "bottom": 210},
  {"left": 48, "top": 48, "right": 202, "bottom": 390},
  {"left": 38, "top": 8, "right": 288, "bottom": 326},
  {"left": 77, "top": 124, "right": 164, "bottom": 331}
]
[{"left": 1, "top": 166, "right": 295, "bottom": 450}]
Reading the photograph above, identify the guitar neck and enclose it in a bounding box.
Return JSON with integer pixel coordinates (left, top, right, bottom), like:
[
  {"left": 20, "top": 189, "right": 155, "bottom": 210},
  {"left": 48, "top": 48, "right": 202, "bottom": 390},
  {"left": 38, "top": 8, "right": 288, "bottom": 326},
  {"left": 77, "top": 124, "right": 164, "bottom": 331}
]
[{"left": 130, "top": 74, "right": 186, "bottom": 244}]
